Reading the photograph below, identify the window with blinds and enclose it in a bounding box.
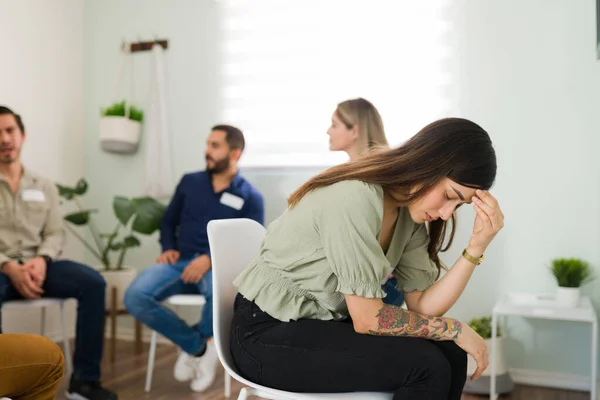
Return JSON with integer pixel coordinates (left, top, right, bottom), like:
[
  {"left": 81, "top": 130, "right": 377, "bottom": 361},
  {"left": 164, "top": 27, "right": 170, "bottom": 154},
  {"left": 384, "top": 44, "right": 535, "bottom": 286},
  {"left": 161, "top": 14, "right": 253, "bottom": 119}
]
[{"left": 218, "top": 0, "right": 455, "bottom": 167}]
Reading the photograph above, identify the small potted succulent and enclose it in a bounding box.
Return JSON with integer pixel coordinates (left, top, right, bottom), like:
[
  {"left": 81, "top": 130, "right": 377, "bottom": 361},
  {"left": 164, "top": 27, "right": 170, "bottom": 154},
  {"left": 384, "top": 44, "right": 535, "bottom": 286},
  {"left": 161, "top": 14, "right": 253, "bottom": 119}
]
[{"left": 550, "top": 258, "right": 594, "bottom": 308}]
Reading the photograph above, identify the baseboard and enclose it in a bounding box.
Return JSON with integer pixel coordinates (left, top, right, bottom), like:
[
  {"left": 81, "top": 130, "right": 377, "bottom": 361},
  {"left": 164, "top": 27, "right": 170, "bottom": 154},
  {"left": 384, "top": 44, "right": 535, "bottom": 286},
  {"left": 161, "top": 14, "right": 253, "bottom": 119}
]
[{"left": 510, "top": 367, "right": 598, "bottom": 393}]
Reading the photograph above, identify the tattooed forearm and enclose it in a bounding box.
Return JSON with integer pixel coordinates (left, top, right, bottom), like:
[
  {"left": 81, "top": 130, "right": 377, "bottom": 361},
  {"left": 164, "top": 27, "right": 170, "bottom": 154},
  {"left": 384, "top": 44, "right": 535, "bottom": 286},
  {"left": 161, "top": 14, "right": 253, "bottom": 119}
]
[{"left": 368, "top": 304, "right": 463, "bottom": 340}]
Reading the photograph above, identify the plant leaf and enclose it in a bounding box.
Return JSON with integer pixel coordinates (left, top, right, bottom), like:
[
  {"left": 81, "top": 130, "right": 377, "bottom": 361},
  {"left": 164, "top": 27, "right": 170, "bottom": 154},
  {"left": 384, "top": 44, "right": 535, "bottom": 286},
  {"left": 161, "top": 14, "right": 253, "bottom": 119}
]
[
  {"left": 74, "top": 178, "right": 88, "bottom": 195},
  {"left": 130, "top": 197, "right": 165, "bottom": 234},
  {"left": 64, "top": 210, "right": 97, "bottom": 225},
  {"left": 123, "top": 235, "right": 141, "bottom": 248},
  {"left": 56, "top": 183, "right": 76, "bottom": 200},
  {"left": 113, "top": 196, "right": 135, "bottom": 226},
  {"left": 56, "top": 178, "right": 88, "bottom": 199},
  {"left": 550, "top": 258, "right": 594, "bottom": 287}
]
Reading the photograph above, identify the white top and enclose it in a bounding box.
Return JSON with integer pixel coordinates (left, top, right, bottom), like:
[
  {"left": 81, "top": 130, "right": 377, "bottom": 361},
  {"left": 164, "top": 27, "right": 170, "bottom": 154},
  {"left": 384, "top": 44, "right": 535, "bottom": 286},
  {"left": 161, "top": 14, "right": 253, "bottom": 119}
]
[{"left": 493, "top": 292, "right": 597, "bottom": 323}]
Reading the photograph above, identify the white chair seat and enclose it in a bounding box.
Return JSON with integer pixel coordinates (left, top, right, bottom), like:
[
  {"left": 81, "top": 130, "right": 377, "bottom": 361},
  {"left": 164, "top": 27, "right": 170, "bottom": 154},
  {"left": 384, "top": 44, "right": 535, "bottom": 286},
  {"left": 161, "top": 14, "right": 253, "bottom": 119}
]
[
  {"left": 3, "top": 298, "right": 65, "bottom": 309},
  {"left": 208, "top": 218, "right": 394, "bottom": 400},
  {"left": 165, "top": 294, "right": 207, "bottom": 306}
]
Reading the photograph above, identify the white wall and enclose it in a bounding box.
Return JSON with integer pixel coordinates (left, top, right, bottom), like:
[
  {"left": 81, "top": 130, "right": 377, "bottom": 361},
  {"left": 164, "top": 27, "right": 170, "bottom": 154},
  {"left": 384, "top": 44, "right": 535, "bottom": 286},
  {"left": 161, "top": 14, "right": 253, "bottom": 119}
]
[
  {"left": 81, "top": 0, "right": 600, "bottom": 384},
  {"left": 0, "top": 0, "right": 84, "bottom": 338},
  {"left": 450, "top": 0, "right": 600, "bottom": 379},
  {"left": 82, "top": 0, "right": 221, "bottom": 334}
]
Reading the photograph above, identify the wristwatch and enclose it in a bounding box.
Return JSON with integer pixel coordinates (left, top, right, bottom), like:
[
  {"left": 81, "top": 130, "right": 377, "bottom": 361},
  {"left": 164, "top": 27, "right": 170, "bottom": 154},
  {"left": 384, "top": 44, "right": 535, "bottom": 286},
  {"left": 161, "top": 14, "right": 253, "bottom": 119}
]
[
  {"left": 462, "top": 248, "right": 484, "bottom": 265},
  {"left": 40, "top": 255, "right": 52, "bottom": 265}
]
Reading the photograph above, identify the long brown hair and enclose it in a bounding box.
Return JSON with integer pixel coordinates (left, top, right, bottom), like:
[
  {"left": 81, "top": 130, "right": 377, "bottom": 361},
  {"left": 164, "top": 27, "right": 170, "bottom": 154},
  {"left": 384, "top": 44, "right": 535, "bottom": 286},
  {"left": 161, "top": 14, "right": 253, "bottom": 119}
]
[{"left": 289, "top": 118, "right": 497, "bottom": 276}]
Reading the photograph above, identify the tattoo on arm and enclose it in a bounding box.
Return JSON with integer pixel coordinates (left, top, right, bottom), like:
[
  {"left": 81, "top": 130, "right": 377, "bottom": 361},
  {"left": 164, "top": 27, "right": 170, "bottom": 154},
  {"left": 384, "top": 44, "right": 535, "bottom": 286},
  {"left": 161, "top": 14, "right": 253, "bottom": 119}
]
[{"left": 368, "top": 304, "right": 462, "bottom": 340}]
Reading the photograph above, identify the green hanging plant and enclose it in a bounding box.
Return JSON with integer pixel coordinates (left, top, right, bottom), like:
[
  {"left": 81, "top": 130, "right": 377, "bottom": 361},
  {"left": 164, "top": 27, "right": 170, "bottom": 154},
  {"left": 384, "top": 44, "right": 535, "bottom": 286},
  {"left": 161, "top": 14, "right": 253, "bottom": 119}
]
[{"left": 101, "top": 100, "right": 144, "bottom": 122}]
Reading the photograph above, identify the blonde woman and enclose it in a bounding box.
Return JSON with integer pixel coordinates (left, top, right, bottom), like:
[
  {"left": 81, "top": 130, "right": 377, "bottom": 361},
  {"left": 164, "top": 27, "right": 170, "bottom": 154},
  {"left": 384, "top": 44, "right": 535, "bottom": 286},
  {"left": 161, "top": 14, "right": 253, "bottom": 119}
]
[
  {"left": 327, "top": 98, "right": 404, "bottom": 306},
  {"left": 327, "top": 98, "right": 387, "bottom": 159}
]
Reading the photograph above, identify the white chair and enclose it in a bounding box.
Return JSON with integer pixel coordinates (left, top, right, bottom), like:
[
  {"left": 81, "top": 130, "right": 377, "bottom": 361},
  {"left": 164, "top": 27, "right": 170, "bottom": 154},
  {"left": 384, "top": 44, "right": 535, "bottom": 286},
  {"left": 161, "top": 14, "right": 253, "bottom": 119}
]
[
  {"left": 144, "top": 294, "right": 232, "bottom": 395},
  {"left": 3, "top": 298, "right": 72, "bottom": 376},
  {"left": 207, "top": 218, "right": 393, "bottom": 400}
]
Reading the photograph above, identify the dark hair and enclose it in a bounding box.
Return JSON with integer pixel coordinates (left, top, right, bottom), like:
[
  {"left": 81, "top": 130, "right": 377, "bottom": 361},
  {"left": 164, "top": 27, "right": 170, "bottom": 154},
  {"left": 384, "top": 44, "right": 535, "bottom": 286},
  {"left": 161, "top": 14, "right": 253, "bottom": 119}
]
[
  {"left": 289, "top": 117, "right": 497, "bottom": 276},
  {"left": 212, "top": 124, "right": 245, "bottom": 152},
  {"left": 0, "top": 106, "right": 25, "bottom": 133}
]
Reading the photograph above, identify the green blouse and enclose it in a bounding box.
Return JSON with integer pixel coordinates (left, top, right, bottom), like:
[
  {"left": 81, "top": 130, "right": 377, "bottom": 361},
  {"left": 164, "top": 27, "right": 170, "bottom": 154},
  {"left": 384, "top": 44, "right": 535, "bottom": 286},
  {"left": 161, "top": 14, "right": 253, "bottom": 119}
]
[{"left": 234, "top": 180, "right": 438, "bottom": 322}]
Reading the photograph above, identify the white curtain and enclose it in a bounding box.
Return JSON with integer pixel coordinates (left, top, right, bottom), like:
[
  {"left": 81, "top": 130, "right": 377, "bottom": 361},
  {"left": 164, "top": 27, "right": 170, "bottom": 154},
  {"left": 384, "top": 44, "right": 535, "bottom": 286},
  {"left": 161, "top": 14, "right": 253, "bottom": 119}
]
[
  {"left": 218, "top": 0, "right": 456, "bottom": 167},
  {"left": 144, "top": 43, "right": 173, "bottom": 198}
]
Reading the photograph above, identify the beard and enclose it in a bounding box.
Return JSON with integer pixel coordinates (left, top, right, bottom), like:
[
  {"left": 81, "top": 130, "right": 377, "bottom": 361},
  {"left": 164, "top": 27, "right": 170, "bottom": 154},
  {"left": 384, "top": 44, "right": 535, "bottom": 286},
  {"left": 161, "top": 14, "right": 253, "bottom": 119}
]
[
  {"left": 206, "top": 154, "right": 230, "bottom": 173},
  {"left": 0, "top": 146, "right": 18, "bottom": 164}
]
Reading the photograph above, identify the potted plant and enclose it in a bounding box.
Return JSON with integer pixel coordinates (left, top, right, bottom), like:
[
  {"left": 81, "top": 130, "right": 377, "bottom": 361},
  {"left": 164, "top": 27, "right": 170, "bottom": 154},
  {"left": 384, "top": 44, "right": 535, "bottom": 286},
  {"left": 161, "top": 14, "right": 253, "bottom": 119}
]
[
  {"left": 99, "top": 100, "right": 144, "bottom": 154},
  {"left": 57, "top": 178, "right": 165, "bottom": 309},
  {"left": 463, "top": 316, "right": 514, "bottom": 395},
  {"left": 550, "top": 258, "right": 594, "bottom": 308}
]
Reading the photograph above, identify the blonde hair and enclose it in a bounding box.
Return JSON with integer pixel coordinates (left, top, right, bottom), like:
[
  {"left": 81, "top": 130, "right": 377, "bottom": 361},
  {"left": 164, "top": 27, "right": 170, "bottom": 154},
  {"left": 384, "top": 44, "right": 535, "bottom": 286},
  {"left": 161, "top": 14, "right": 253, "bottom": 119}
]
[{"left": 335, "top": 98, "right": 388, "bottom": 153}]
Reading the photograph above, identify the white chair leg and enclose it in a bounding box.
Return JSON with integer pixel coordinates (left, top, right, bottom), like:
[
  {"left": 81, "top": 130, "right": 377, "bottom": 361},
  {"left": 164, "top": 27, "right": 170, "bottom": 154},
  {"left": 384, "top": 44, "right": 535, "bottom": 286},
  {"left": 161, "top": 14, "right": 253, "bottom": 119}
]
[
  {"left": 237, "top": 387, "right": 250, "bottom": 400},
  {"left": 40, "top": 306, "right": 46, "bottom": 335},
  {"left": 145, "top": 331, "right": 158, "bottom": 393},
  {"left": 225, "top": 371, "right": 231, "bottom": 397},
  {"left": 60, "top": 302, "right": 73, "bottom": 376}
]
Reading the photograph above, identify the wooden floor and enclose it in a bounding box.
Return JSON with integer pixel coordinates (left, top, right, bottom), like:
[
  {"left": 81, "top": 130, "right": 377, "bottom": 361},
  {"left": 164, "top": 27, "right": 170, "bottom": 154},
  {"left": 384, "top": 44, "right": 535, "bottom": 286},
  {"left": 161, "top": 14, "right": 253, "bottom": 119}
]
[{"left": 55, "top": 339, "right": 590, "bottom": 400}]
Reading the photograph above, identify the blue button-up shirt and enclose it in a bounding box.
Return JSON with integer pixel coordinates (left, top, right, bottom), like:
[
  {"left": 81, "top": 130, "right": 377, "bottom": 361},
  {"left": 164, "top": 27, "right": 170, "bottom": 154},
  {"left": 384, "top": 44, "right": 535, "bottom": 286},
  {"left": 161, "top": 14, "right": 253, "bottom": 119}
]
[{"left": 160, "top": 171, "right": 264, "bottom": 258}]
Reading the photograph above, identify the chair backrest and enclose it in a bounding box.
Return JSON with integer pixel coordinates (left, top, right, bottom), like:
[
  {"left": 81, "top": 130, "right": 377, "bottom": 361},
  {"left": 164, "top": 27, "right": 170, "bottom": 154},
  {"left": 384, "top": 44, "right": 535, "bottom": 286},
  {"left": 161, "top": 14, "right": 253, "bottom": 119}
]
[{"left": 207, "top": 218, "right": 266, "bottom": 378}]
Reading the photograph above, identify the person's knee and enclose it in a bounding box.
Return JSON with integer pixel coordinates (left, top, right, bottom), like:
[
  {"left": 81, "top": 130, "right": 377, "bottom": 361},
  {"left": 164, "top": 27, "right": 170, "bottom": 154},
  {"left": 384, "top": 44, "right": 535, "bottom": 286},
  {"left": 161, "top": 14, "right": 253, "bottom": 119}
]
[
  {"left": 25, "top": 335, "right": 65, "bottom": 375},
  {"left": 40, "top": 335, "right": 66, "bottom": 373},
  {"left": 419, "top": 343, "right": 453, "bottom": 389},
  {"left": 442, "top": 340, "right": 468, "bottom": 371},
  {"left": 124, "top": 281, "right": 151, "bottom": 317},
  {"left": 432, "top": 340, "right": 468, "bottom": 377},
  {"left": 70, "top": 262, "right": 106, "bottom": 294}
]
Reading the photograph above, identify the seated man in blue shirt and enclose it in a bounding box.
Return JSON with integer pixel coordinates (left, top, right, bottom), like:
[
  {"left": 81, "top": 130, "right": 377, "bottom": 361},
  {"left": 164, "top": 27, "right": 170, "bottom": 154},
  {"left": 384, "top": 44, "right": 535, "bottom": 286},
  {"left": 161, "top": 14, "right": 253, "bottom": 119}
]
[{"left": 125, "top": 125, "right": 264, "bottom": 392}]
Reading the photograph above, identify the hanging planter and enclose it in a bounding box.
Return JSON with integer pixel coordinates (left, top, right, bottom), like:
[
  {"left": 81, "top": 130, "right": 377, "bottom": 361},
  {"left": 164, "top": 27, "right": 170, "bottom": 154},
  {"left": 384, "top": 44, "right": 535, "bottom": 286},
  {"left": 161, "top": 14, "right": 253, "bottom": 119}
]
[
  {"left": 100, "top": 101, "right": 144, "bottom": 154},
  {"left": 100, "top": 42, "right": 144, "bottom": 154}
]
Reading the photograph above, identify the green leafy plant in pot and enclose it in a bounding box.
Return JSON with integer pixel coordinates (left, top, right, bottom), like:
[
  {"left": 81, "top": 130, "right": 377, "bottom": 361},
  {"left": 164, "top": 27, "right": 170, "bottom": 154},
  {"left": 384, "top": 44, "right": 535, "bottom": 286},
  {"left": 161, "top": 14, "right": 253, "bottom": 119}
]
[
  {"left": 463, "top": 316, "right": 514, "bottom": 395},
  {"left": 469, "top": 316, "right": 501, "bottom": 339},
  {"left": 99, "top": 100, "right": 144, "bottom": 154},
  {"left": 57, "top": 178, "right": 165, "bottom": 309},
  {"left": 550, "top": 258, "right": 594, "bottom": 308}
]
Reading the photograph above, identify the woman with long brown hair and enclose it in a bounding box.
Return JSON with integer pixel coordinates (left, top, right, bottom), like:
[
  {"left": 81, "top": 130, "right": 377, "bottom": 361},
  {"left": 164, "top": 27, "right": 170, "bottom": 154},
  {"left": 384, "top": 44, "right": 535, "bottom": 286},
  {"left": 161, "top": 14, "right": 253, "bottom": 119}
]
[{"left": 231, "top": 118, "right": 503, "bottom": 399}]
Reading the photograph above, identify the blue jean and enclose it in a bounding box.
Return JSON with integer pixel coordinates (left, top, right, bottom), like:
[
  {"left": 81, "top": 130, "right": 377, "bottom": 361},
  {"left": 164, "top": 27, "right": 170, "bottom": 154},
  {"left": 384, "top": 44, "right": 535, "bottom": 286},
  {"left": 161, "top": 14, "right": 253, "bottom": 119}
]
[
  {"left": 0, "top": 259, "right": 106, "bottom": 381},
  {"left": 124, "top": 259, "right": 212, "bottom": 355},
  {"left": 382, "top": 277, "right": 405, "bottom": 306}
]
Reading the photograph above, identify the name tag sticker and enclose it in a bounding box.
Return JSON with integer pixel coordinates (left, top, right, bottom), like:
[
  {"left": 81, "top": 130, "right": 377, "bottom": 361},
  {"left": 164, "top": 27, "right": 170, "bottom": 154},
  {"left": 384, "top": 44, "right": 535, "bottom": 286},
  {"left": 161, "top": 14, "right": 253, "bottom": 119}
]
[
  {"left": 220, "top": 192, "right": 244, "bottom": 210},
  {"left": 21, "top": 189, "right": 46, "bottom": 202}
]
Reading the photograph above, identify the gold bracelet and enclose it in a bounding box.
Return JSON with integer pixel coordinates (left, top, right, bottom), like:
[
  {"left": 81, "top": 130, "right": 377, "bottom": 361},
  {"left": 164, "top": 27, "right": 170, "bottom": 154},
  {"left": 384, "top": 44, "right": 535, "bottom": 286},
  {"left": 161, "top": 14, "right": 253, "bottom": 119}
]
[{"left": 462, "top": 248, "right": 484, "bottom": 265}]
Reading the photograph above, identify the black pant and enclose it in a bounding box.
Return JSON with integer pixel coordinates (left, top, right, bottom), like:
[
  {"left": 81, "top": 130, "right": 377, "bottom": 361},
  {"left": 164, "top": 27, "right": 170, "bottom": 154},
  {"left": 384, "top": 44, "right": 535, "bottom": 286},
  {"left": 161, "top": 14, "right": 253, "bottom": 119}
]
[
  {"left": 231, "top": 294, "right": 467, "bottom": 400},
  {"left": 0, "top": 259, "right": 106, "bottom": 381}
]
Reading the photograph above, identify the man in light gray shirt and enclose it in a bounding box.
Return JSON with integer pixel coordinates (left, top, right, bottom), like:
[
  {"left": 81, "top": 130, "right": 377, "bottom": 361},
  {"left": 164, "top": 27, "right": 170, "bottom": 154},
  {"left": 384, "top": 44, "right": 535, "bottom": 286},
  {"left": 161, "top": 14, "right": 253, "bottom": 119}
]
[{"left": 0, "top": 106, "right": 117, "bottom": 400}]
